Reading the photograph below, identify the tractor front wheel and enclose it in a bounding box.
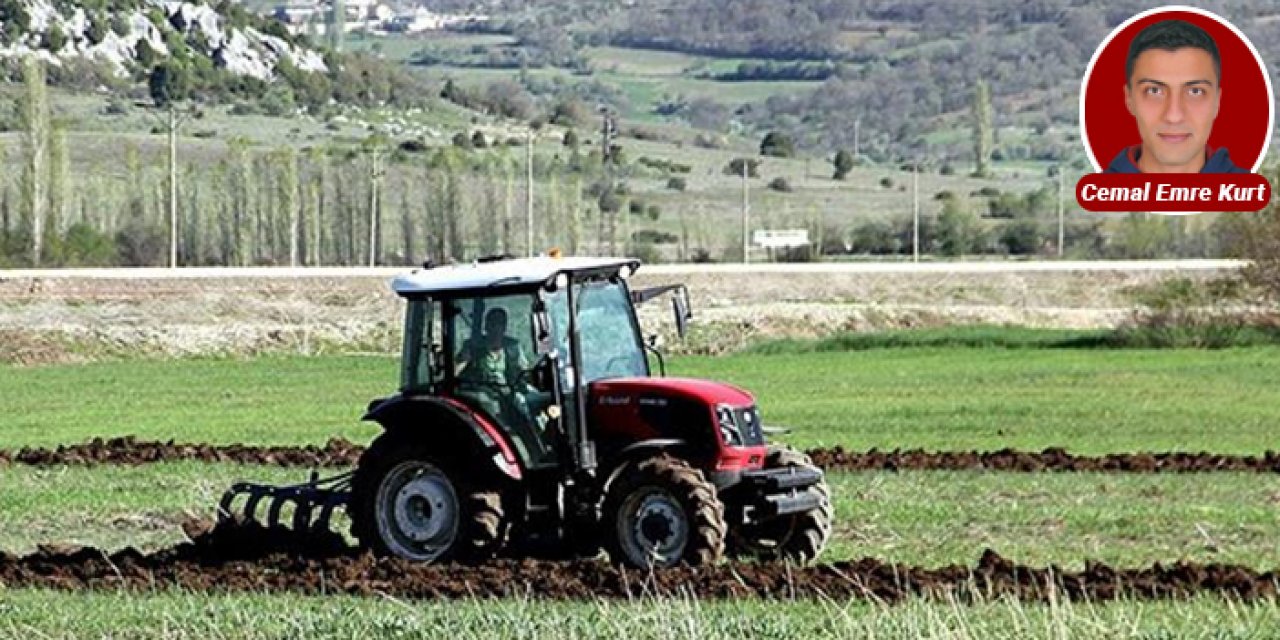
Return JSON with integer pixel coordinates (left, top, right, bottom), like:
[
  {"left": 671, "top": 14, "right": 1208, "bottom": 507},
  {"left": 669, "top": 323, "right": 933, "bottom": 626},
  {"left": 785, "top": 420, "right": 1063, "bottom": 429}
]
[
  {"left": 603, "top": 455, "right": 726, "bottom": 568},
  {"left": 349, "top": 432, "right": 508, "bottom": 564}
]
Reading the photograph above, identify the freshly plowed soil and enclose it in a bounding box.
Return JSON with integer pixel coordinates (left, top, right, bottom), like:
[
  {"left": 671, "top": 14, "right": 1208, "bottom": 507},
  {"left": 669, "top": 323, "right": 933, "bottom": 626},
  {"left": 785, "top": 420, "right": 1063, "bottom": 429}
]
[
  {"left": 807, "top": 446, "right": 1280, "bottom": 474},
  {"left": 0, "top": 437, "right": 364, "bottom": 467},
  {"left": 5, "top": 438, "right": 1280, "bottom": 474},
  {"left": 0, "top": 519, "right": 1274, "bottom": 602}
]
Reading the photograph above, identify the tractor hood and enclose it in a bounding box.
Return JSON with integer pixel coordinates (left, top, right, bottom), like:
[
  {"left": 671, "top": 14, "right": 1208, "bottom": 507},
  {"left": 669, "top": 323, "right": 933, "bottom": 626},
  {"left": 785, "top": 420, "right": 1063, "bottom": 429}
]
[{"left": 589, "top": 377, "right": 756, "bottom": 408}]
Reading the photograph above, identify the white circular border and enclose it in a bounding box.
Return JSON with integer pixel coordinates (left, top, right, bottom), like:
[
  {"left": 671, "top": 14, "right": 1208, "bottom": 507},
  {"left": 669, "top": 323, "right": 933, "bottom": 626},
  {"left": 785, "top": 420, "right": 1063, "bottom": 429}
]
[{"left": 1079, "top": 5, "right": 1275, "bottom": 174}]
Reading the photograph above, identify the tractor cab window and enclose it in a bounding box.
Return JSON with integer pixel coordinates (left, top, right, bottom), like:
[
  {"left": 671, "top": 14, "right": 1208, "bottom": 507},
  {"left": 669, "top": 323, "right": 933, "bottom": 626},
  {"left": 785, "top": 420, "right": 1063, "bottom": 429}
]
[
  {"left": 577, "top": 281, "right": 648, "bottom": 382},
  {"left": 401, "top": 299, "right": 442, "bottom": 393},
  {"left": 546, "top": 279, "right": 648, "bottom": 385},
  {"left": 444, "top": 293, "right": 557, "bottom": 468}
]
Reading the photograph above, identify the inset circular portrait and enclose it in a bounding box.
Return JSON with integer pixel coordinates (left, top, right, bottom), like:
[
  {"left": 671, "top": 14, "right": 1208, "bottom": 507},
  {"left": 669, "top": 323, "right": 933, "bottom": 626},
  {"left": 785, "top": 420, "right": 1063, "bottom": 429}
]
[{"left": 1080, "top": 6, "right": 1273, "bottom": 174}]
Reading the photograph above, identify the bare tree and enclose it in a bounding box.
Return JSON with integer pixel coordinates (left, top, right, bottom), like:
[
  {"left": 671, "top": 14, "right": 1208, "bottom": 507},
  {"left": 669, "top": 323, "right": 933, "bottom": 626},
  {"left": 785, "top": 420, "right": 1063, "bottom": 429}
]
[
  {"left": 273, "top": 147, "right": 300, "bottom": 266},
  {"left": 364, "top": 137, "right": 387, "bottom": 266},
  {"left": 568, "top": 175, "right": 582, "bottom": 255},
  {"left": 395, "top": 174, "right": 412, "bottom": 265},
  {"left": 229, "top": 139, "right": 254, "bottom": 266},
  {"left": 502, "top": 157, "right": 514, "bottom": 254},
  {"left": 48, "top": 124, "right": 68, "bottom": 238},
  {"left": 20, "top": 57, "right": 49, "bottom": 266}
]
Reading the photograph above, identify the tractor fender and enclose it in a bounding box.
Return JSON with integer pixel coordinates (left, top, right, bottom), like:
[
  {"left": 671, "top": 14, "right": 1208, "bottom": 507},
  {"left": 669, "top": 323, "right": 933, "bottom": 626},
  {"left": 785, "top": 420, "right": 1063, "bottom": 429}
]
[
  {"left": 362, "top": 395, "right": 523, "bottom": 481},
  {"left": 600, "top": 438, "right": 688, "bottom": 493}
]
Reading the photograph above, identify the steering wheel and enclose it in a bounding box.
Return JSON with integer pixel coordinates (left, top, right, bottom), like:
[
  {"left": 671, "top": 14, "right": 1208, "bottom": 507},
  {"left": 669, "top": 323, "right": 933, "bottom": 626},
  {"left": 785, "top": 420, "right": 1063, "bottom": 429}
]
[
  {"left": 603, "top": 354, "right": 637, "bottom": 375},
  {"left": 515, "top": 353, "right": 554, "bottom": 390}
]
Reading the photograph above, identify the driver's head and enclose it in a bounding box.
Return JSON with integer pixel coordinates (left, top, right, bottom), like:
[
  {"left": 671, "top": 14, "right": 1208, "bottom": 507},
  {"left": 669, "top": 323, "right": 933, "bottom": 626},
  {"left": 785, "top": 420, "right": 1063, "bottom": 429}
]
[{"left": 483, "top": 308, "right": 508, "bottom": 338}]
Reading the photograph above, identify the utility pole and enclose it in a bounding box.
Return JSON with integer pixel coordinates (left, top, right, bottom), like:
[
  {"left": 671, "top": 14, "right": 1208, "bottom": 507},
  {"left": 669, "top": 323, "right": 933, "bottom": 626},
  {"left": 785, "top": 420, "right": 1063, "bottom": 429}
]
[
  {"left": 853, "top": 117, "right": 861, "bottom": 161},
  {"left": 526, "top": 129, "right": 535, "bottom": 257},
  {"left": 367, "top": 144, "right": 384, "bottom": 267},
  {"left": 911, "top": 161, "right": 919, "bottom": 263},
  {"left": 141, "top": 98, "right": 196, "bottom": 268},
  {"left": 330, "top": 0, "right": 345, "bottom": 52},
  {"left": 1056, "top": 165, "right": 1065, "bottom": 258},
  {"left": 741, "top": 159, "right": 750, "bottom": 264},
  {"left": 599, "top": 105, "right": 617, "bottom": 255},
  {"left": 167, "top": 105, "right": 178, "bottom": 268}
]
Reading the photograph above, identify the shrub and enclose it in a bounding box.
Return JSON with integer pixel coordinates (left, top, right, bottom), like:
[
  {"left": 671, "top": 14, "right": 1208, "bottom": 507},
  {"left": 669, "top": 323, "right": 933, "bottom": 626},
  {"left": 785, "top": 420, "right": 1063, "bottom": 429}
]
[
  {"left": 723, "top": 157, "right": 761, "bottom": 178},
  {"left": 767, "top": 177, "right": 792, "bottom": 192},
  {"left": 666, "top": 177, "right": 687, "bottom": 191},
  {"left": 632, "top": 229, "right": 678, "bottom": 244},
  {"left": 759, "top": 131, "right": 795, "bottom": 158}
]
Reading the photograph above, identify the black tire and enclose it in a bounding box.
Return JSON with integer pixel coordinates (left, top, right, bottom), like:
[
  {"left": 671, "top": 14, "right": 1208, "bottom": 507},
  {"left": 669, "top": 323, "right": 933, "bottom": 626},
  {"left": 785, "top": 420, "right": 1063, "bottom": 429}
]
[
  {"left": 727, "top": 446, "right": 833, "bottom": 564},
  {"left": 603, "top": 455, "right": 726, "bottom": 568},
  {"left": 348, "top": 431, "right": 508, "bottom": 564}
]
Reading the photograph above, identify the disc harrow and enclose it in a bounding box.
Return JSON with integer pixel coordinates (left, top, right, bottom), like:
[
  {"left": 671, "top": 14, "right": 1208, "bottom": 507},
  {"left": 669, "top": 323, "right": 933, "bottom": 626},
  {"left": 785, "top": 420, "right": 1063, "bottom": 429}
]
[{"left": 218, "top": 470, "right": 353, "bottom": 535}]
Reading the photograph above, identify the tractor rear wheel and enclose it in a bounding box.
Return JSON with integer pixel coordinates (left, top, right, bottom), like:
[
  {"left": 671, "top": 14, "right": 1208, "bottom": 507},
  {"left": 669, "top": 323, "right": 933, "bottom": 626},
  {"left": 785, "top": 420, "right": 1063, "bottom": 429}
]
[
  {"left": 727, "top": 446, "right": 832, "bottom": 563},
  {"left": 349, "top": 432, "right": 508, "bottom": 563},
  {"left": 603, "top": 455, "right": 726, "bottom": 568}
]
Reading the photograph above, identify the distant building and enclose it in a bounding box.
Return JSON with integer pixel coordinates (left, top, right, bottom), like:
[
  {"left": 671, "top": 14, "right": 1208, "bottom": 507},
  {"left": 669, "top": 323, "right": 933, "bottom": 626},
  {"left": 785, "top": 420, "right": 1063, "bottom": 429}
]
[
  {"left": 384, "top": 8, "right": 488, "bottom": 33},
  {"left": 275, "top": 1, "right": 319, "bottom": 20}
]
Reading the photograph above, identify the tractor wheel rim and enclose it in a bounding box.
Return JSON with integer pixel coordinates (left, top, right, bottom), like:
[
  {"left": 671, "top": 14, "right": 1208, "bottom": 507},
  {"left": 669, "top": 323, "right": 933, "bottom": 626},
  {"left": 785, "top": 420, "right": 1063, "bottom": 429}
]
[
  {"left": 619, "top": 489, "right": 688, "bottom": 566},
  {"left": 376, "top": 461, "right": 459, "bottom": 562}
]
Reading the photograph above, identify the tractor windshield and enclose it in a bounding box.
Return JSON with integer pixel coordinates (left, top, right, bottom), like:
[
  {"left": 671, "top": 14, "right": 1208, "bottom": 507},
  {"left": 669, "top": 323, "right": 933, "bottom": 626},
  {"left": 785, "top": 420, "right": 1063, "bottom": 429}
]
[{"left": 548, "top": 279, "right": 647, "bottom": 384}]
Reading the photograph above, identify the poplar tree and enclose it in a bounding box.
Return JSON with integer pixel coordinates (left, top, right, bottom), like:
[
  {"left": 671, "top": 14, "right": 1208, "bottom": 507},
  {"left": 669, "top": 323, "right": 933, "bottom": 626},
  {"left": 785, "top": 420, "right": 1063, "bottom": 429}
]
[
  {"left": 20, "top": 57, "right": 49, "bottom": 266},
  {"left": 48, "top": 125, "right": 67, "bottom": 238},
  {"left": 972, "top": 79, "right": 994, "bottom": 178},
  {"left": 400, "top": 175, "right": 415, "bottom": 265},
  {"left": 567, "top": 176, "right": 582, "bottom": 255},
  {"left": 274, "top": 147, "right": 300, "bottom": 266},
  {"left": 229, "top": 139, "right": 254, "bottom": 265}
]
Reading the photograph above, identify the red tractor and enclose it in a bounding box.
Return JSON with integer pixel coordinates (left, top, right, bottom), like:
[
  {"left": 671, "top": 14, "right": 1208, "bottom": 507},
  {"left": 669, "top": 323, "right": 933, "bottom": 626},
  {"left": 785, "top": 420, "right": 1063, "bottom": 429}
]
[{"left": 222, "top": 256, "right": 831, "bottom": 567}]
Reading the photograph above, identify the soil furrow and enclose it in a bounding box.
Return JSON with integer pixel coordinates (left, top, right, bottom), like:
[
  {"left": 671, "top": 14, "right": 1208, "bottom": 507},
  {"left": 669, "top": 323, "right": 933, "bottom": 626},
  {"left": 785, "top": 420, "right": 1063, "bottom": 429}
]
[
  {"left": 3, "top": 438, "right": 1280, "bottom": 474},
  {"left": 1, "top": 520, "right": 1273, "bottom": 602}
]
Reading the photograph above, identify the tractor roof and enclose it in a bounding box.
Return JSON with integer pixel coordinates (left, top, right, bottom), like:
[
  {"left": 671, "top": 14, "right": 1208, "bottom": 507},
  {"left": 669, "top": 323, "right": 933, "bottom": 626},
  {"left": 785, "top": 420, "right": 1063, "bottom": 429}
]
[{"left": 392, "top": 256, "right": 640, "bottom": 296}]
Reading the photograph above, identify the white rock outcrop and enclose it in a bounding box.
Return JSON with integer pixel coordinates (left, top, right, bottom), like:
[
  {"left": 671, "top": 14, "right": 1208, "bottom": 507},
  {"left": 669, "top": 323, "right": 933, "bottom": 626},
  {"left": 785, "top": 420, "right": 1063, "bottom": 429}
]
[{"left": 0, "top": 0, "right": 327, "bottom": 79}]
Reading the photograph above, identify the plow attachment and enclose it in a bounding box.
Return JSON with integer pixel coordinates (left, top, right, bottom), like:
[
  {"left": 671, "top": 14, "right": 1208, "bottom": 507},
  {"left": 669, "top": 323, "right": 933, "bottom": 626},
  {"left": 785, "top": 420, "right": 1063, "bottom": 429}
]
[{"left": 218, "top": 470, "right": 353, "bottom": 534}]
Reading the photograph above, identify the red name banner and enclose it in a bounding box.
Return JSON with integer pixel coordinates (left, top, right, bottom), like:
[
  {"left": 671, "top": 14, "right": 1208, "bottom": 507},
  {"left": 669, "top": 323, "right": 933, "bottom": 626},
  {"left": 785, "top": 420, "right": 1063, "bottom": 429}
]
[{"left": 1075, "top": 173, "right": 1272, "bottom": 212}]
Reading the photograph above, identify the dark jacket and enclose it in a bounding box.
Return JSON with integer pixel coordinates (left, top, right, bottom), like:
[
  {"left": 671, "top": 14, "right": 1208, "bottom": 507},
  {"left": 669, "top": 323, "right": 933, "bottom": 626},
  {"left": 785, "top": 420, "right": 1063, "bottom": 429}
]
[{"left": 1105, "top": 146, "right": 1248, "bottom": 174}]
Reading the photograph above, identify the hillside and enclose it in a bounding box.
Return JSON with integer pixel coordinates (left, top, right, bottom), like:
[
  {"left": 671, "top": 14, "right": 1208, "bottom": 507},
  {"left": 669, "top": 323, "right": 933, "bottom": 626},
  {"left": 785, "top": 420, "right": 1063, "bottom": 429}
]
[{"left": 380, "top": 0, "right": 1280, "bottom": 163}]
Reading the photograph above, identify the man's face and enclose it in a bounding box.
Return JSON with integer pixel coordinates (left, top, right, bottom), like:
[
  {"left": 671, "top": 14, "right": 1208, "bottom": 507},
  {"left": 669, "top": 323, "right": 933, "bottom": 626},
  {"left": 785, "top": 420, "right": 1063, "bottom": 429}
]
[
  {"left": 1124, "top": 47, "right": 1221, "bottom": 173},
  {"left": 485, "top": 314, "right": 507, "bottom": 338}
]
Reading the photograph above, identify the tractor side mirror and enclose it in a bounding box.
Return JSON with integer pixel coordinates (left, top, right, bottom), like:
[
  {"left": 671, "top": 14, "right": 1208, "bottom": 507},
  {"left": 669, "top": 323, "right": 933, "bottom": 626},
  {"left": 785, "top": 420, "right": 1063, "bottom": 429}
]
[{"left": 671, "top": 288, "right": 692, "bottom": 338}]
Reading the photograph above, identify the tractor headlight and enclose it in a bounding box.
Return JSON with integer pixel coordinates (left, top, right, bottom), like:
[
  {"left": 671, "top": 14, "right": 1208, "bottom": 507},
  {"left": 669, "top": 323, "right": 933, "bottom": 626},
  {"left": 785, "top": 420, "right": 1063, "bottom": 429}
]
[{"left": 716, "top": 404, "right": 742, "bottom": 446}]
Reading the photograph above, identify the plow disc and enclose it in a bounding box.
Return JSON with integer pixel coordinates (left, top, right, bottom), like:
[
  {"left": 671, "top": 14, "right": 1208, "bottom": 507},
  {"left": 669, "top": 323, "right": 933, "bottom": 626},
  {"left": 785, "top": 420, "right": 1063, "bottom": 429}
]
[{"left": 218, "top": 471, "right": 354, "bottom": 536}]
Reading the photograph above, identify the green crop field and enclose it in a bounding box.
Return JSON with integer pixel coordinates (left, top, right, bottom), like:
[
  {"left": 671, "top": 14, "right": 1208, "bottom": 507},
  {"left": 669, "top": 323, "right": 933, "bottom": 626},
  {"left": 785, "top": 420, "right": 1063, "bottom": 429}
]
[
  {"left": 3, "top": 590, "right": 1280, "bottom": 639},
  {"left": 3, "top": 340, "right": 1278, "bottom": 636},
  {"left": 3, "top": 345, "right": 1277, "bottom": 452}
]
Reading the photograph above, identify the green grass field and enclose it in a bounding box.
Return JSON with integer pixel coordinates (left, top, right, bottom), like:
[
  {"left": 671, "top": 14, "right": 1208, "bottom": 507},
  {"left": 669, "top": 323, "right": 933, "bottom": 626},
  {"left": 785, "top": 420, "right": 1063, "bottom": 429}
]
[
  {"left": 4, "top": 346, "right": 1276, "bottom": 453},
  {"left": 3, "top": 342, "right": 1278, "bottom": 636},
  {"left": 3, "top": 590, "right": 1279, "bottom": 639}
]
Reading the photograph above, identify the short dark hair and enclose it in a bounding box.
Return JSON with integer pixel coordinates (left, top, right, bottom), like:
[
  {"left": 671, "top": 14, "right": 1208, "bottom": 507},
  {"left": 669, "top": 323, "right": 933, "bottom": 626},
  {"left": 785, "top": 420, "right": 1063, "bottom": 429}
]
[
  {"left": 484, "top": 308, "right": 508, "bottom": 326},
  {"left": 1125, "top": 19, "right": 1221, "bottom": 85}
]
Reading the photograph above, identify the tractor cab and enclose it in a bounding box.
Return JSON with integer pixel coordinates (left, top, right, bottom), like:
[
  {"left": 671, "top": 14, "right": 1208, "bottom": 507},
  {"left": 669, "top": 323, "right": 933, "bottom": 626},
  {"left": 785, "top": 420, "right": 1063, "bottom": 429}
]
[{"left": 392, "top": 256, "right": 674, "bottom": 474}]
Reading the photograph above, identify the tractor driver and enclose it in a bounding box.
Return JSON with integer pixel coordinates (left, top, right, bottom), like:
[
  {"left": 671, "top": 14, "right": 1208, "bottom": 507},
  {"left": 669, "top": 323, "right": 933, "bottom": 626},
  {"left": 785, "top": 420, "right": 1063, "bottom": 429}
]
[{"left": 455, "top": 308, "right": 535, "bottom": 426}]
